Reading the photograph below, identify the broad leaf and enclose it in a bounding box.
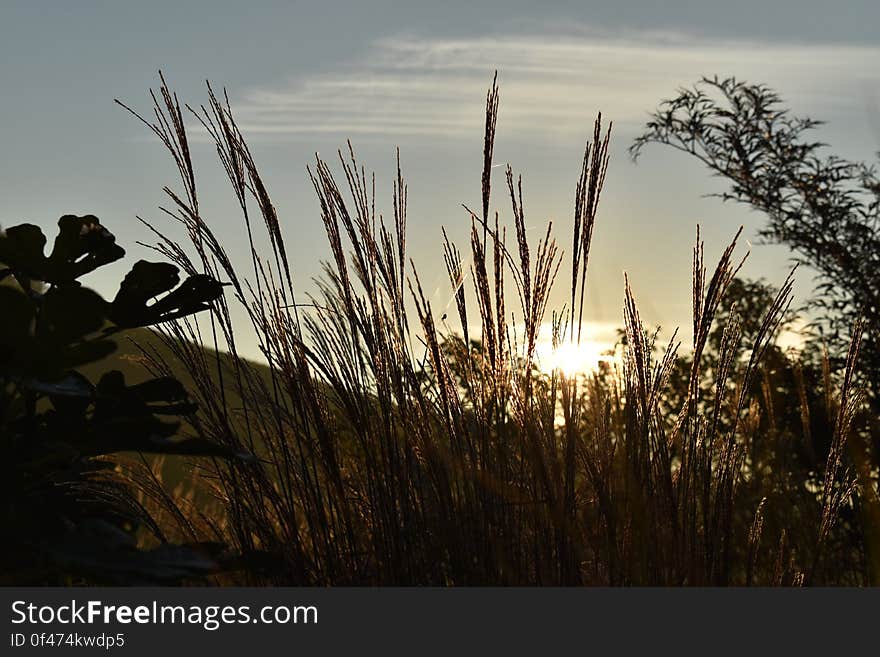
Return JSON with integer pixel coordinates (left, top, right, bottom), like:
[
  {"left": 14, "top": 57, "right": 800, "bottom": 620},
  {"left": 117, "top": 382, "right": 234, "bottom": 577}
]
[{"left": 110, "top": 261, "right": 224, "bottom": 328}]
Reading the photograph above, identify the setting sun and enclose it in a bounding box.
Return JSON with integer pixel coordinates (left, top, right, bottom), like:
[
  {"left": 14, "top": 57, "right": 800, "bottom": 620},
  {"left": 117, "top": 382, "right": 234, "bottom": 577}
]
[{"left": 536, "top": 336, "right": 617, "bottom": 377}]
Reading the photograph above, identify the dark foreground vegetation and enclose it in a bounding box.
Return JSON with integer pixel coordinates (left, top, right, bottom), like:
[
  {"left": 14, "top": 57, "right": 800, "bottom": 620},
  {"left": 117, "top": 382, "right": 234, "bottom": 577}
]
[{"left": 2, "top": 75, "right": 877, "bottom": 585}]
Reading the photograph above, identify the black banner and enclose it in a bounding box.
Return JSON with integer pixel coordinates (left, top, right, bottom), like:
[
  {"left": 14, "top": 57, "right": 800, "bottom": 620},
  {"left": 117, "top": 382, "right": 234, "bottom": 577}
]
[{"left": 1, "top": 588, "right": 875, "bottom": 655}]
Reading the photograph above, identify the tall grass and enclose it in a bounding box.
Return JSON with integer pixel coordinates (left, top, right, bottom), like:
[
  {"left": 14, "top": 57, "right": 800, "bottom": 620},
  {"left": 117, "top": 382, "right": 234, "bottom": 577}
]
[{"left": 120, "top": 75, "right": 872, "bottom": 585}]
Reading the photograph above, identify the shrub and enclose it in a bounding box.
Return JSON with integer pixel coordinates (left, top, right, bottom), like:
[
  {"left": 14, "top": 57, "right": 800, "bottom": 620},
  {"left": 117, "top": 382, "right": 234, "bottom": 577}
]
[{"left": 0, "top": 215, "right": 239, "bottom": 584}]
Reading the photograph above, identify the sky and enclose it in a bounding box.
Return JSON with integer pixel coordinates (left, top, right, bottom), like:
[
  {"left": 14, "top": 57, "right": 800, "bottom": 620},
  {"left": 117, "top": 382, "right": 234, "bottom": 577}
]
[{"left": 2, "top": 1, "right": 879, "bottom": 362}]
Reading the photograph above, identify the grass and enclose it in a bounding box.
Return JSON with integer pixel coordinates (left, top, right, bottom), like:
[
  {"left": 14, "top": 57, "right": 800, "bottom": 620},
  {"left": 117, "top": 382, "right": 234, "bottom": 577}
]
[{"left": 115, "top": 74, "right": 876, "bottom": 585}]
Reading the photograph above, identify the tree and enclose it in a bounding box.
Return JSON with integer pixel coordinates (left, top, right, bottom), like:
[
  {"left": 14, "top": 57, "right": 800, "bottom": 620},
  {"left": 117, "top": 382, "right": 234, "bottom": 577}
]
[{"left": 630, "top": 77, "right": 879, "bottom": 405}]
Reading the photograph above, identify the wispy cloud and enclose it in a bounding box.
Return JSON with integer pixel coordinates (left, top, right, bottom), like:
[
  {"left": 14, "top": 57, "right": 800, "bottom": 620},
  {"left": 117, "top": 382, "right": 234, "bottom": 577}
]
[{"left": 229, "top": 28, "right": 880, "bottom": 140}]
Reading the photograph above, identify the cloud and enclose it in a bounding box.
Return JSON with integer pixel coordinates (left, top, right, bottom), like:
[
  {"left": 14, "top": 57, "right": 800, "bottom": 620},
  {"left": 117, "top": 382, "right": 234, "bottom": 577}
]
[{"left": 228, "top": 29, "right": 880, "bottom": 141}]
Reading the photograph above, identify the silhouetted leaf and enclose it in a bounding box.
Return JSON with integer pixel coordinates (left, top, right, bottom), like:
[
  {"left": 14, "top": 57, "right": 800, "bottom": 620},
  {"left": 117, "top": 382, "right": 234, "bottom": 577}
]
[
  {"left": 0, "top": 223, "right": 47, "bottom": 279},
  {"left": 46, "top": 215, "right": 125, "bottom": 283},
  {"left": 29, "top": 370, "right": 95, "bottom": 398},
  {"left": 110, "top": 261, "right": 224, "bottom": 327},
  {"left": 128, "top": 376, "right": 188, "bottom": 403},
  {"left": 136, "top": 435, "right": 256, "bottom": 460},
  {"left": 146, "top": 273, "right": 225, "bottom": 319},
  {"left": 35, "top": 371, "right": 95, "bottom": 418},
  {"left": 40, "top": 285, "right": 108, "bottom": 345},
  {"left": 41, "top": 529, "right": 222, "bottom": 584},
  {"left": 58, "top": 340, "right": 118, "bottom": 371},
  {"left": 0, "top": 216, "right": 124, "bottom": 286}
]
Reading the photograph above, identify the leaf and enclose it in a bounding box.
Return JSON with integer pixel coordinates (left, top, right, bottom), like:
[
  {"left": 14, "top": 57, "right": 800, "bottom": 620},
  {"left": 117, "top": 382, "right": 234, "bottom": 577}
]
[
  {"left": 0, "top": 284, "right": 116, "bottom": 377},
  {"left": 70, "top": 370, "right": 250, "bottom": 459},
  {"left": 109, "top": 262, "right": 181, "bottom": 325},
  {"left": 128, "top": 376, "right": 188, "bottom": 402},
  {"left": 39, "top": 528, "right": 222, "bottom": 584},
  {"left": 0, "top": 223, "right": 47, "bottom": 279},
  {"left": 34, "top": 371, "right": 95, "bottom": 418},
  {"left": 39, "top": 285, "right": 109, "bottom": 345},
  {"left": 0, "top": 216, "right": 124, "bottom": 286},
  {"left": 110, "top": 261, "right": 225, "bottom": 328},
  {"left": 98, "top": 370, "right": 198, "bottom": 417},
  {"left": 46, "top": 215, "right": 125, "bottom": 283},
  {"left": 138, "top": 435, "right": 257, "bottom": 460},
  {"left": 28, "top": 370, "right": 95, "bottom": 398},
  {"left": 58, "top": 340, "right": 118, "bottom": 370},
  {"left": 148, "top": 273, "right": 226, "bottom": 320}
]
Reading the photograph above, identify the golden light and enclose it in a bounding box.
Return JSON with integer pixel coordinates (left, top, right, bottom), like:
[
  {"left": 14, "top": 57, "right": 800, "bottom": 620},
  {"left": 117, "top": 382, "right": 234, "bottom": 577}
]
[{"left": 536, "top": 337, "right": 616, "bottom": 377}]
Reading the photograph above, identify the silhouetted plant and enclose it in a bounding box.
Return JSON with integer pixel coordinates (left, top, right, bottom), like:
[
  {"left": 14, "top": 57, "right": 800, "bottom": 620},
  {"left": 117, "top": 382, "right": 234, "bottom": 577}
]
[
  {"left": 119, "top": 74, "right": 872, "bottom": 585},
  {"left": 0, "top": 215, "right": 239, "bottom": 584},
  {"left": 631, "top": 76, "right": 880, "bottom": 407}
]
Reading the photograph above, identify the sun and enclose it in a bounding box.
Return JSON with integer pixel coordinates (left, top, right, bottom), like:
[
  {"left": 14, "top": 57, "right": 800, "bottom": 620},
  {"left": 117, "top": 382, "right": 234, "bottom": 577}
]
[{"left": 536, "top": 337, "right": 616, "bottom": 377}]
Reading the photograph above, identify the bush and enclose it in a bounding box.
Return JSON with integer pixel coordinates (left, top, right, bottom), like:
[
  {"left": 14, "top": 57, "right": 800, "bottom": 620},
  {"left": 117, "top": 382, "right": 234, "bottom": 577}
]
[{"left": 0, "top": 215, "right": 242, "bottom": 584}]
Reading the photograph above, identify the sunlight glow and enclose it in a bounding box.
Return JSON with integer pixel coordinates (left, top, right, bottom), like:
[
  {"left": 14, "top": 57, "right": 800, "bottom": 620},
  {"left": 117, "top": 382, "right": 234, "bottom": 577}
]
[{"left": 536, "top": 337, "right": 617, "bottom": 377}]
